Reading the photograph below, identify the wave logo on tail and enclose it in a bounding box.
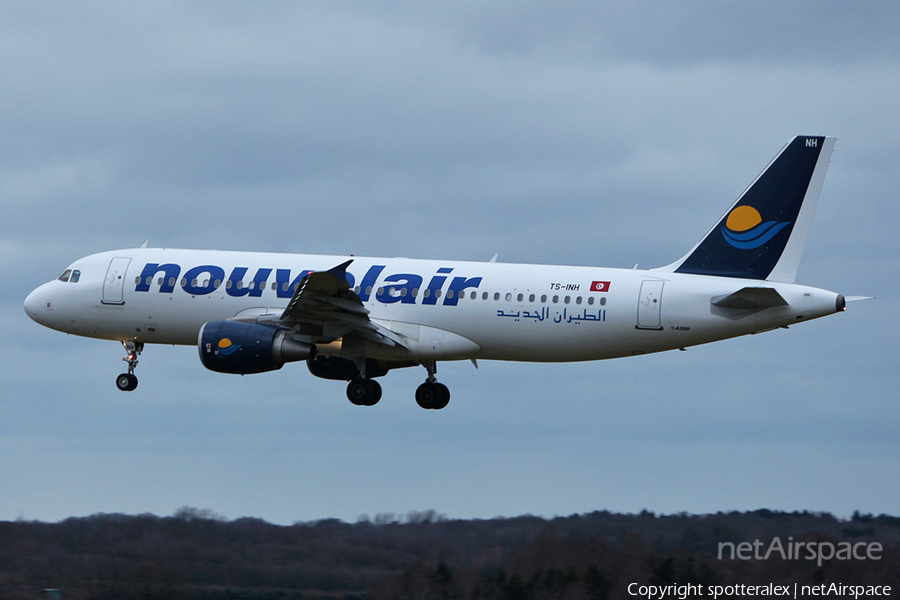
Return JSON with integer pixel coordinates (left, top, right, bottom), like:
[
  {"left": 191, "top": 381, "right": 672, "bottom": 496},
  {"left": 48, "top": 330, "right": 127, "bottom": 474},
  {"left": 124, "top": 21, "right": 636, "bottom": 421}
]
[{"left": 721, "top": 206, "right": 791, "bottom": 250}]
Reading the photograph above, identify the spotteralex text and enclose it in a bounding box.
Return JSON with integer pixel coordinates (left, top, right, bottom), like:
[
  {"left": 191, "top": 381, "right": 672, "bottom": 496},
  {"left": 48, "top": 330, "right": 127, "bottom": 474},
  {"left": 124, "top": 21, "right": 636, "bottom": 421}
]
[{"left": 628, "top": 582, "right": 891, "bottom": 599}]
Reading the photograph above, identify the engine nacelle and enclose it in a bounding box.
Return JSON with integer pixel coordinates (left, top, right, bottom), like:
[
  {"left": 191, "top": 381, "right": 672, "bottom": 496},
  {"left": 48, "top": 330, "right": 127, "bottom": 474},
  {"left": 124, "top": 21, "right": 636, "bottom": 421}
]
[
  {"left": 199, "top": 320, "right": 315, "bottom": 375},
  {"left": 307, "top": 355, "right": 391, "bottom": 381}
]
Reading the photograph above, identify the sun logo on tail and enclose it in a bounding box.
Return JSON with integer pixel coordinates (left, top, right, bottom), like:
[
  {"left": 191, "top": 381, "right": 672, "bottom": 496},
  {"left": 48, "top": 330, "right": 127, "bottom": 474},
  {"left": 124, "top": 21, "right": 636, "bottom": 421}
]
[
  {"left": 721, "top": 205, "right": 791, "bottom": 249},
  {"left": 217, "top": 338, "right": 241, "bottom": 356}
]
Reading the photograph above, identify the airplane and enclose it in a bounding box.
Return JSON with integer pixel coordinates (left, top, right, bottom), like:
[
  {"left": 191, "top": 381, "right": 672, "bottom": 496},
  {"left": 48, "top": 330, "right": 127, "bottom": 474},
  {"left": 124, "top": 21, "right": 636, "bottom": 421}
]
[{"left": 25, "top": 136, "right": 854, "bottom": 409}]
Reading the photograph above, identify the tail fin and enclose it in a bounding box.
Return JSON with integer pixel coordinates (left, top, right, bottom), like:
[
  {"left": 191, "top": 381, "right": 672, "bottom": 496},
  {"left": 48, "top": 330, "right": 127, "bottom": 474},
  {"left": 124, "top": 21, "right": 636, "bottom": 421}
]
[{"left": 668, "top": 136, "right": 835, "bottom": 282}]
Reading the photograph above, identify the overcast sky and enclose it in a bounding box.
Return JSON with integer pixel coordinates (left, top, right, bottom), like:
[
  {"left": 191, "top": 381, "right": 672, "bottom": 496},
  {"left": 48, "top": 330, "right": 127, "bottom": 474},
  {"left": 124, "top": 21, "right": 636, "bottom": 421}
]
[{"left": 2, "top": 1, "right": 898, "bottom": 525}]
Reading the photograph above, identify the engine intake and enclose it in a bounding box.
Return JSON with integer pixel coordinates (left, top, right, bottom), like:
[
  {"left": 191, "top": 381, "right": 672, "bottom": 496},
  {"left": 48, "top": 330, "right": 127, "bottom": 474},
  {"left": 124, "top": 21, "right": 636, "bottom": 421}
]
[{"left": 198, "top": 320, "right": 315, "bottom": 375}]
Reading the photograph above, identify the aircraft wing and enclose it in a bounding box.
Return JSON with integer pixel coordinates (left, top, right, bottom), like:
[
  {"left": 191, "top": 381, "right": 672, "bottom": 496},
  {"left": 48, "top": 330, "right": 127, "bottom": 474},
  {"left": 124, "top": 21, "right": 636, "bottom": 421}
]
[{"left": 279, "top": 260, "right": 406, "bottom": 347}]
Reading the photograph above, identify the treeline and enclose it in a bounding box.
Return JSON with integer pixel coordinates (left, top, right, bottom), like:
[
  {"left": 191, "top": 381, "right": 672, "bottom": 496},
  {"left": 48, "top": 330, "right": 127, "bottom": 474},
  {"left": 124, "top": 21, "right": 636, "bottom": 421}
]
[{"left": 0, "top": 508, "right": 898, "bottom": 599}]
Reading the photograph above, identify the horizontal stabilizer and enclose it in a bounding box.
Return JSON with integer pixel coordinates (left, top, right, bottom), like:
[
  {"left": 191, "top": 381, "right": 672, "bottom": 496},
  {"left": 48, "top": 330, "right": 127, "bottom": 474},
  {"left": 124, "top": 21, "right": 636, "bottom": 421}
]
[{"left": 712, "top": 287, "right": 788, "bottom": 310}]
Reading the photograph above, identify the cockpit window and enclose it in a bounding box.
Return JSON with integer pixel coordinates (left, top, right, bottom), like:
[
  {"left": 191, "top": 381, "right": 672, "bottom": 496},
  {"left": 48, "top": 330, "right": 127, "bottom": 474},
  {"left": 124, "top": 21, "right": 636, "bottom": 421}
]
[{"left": 56, "top": 269, "right": 82, "bottom": 283}]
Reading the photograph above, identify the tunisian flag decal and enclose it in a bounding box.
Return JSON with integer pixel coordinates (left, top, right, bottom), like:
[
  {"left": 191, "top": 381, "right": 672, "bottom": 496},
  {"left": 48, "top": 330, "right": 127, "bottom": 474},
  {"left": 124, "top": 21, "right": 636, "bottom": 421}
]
[{"left": 590, "top": 281, "right": 611, "bottom": 292}]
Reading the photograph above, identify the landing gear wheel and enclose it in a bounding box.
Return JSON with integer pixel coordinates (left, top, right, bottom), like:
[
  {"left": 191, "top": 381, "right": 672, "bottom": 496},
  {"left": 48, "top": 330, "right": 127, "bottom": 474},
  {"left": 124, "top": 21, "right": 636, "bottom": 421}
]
[
  {"left": 415, "top": 382, "right": 449, "bottom": 410},
  {"left": 346, "top": 378, "right": 382, "bottom": 406},
  {"left": 117, "top": 340, "right": 142, "bottom": 392},
  {"left": 368, "top": 380, "right": 382, "bottom": 405},
  {"left": 433, "top": 383, "right": 450, "bottom": 410},
  {"left": 116, "top": 373, "right": 138, "bottom": 392}
]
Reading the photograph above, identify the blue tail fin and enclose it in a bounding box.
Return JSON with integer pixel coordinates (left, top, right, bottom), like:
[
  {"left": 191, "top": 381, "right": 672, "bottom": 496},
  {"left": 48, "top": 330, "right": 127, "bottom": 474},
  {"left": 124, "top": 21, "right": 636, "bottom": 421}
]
[{"left": 671, "top": 136, "right": 835, "bottom": 282}]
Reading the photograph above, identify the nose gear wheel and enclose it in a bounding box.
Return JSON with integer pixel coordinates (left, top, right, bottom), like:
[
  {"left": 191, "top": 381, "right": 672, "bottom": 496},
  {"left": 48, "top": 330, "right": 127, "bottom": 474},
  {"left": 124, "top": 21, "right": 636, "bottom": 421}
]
[{"left": 115, "top": 340, "right": 142, "bottom": 392}]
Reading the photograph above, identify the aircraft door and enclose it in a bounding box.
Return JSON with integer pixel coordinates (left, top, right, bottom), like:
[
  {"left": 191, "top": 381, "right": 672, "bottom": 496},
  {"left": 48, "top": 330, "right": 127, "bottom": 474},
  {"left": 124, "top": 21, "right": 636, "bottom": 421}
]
[
  {"left": 102, "top": 257, "right": 132, "bottom": 305},
  {"left": 637, "top": 280, "right": 664, "bottom": 330}
]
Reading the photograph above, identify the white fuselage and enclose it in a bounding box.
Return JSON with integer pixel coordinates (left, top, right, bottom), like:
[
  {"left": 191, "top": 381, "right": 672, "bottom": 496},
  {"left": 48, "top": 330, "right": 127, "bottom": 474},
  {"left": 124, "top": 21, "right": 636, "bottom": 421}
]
[{"left": 24, "top": 248, "right": 843, "bottom": 364}]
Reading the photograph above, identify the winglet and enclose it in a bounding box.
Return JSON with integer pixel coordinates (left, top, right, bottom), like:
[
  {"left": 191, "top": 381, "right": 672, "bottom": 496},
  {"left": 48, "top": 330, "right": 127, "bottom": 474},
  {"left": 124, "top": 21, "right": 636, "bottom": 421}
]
[
  {"left": 667, "top": 136, "right": 836, "bottom": 282},
  {"left": 326, "top": 260, "right": 354, "bottom": 288},
  {"left": 280, "top": 260, "right": 354, "bottom": 320}
]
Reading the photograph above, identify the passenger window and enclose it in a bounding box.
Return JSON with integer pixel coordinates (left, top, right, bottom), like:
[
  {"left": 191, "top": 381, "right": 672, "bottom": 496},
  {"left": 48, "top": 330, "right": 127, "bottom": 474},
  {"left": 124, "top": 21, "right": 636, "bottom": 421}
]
[
  {"left": 529, "top": 294, "right": 535, "bottom": 302},
  {"left": 541, "top": 295, "right": 547, "bottom": 303},
  {"left": 588, "top": 297, "right": 594, "bottom": 305},
  {"left": 576, "top": 296, "right": 582, "bottom": 305},
  {"left": 57, "top": 270, "right": 72, "bottom": 282},
  {"left": 482, "top": 292, "right": 488, "bottom": 300},
  {"left": 552, "top": 295, "right": 559, "bottom": 303}
]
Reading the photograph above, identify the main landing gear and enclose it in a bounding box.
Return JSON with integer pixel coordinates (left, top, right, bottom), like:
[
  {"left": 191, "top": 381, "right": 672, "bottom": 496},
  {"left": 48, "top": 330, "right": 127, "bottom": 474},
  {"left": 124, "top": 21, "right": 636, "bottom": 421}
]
[
  {"left": 343, "top": 361, "right": 450, "bottom": 410},
  {"left": 415, "top": 362, "right": 450, "bottom": 410},
  {"left": 346, "top": 378, "right": 382, "bottom": 406},
  {"left": 115, "top": 340, "right": 142, "bottom": 392}
]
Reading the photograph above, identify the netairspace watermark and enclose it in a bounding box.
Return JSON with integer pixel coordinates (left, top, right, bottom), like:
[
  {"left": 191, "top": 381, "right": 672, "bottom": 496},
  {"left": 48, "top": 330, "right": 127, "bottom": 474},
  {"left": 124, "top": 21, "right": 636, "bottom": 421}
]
[
  {"left": 718, "top": 537, "right": 883, "bottom": 567},
  {"left": 628, "top": 583, "right": 892, "bottom": 599}
]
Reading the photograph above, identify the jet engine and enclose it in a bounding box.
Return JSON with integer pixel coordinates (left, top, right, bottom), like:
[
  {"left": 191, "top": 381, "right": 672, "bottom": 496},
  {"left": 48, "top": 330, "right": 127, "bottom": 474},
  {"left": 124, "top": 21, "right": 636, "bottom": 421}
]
[
  {"left": 306, "top": 355, "right": 391, "bottom": 380},
  {"left": 198, "top": 320, "right": 315, "bottom": 375}
]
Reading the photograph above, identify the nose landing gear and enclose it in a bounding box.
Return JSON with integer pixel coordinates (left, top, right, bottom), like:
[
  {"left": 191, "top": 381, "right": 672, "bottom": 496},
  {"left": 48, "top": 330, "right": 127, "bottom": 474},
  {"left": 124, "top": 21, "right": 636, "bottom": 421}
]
[{"left": 116, "top": 340, "right": 142, "bottom": 391}]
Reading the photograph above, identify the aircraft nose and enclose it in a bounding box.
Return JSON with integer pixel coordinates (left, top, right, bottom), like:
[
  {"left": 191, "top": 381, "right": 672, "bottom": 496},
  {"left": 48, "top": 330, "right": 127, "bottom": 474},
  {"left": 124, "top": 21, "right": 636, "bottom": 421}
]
[{"left": 24, "top": 284, "right": 52, "bottom": 324}]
